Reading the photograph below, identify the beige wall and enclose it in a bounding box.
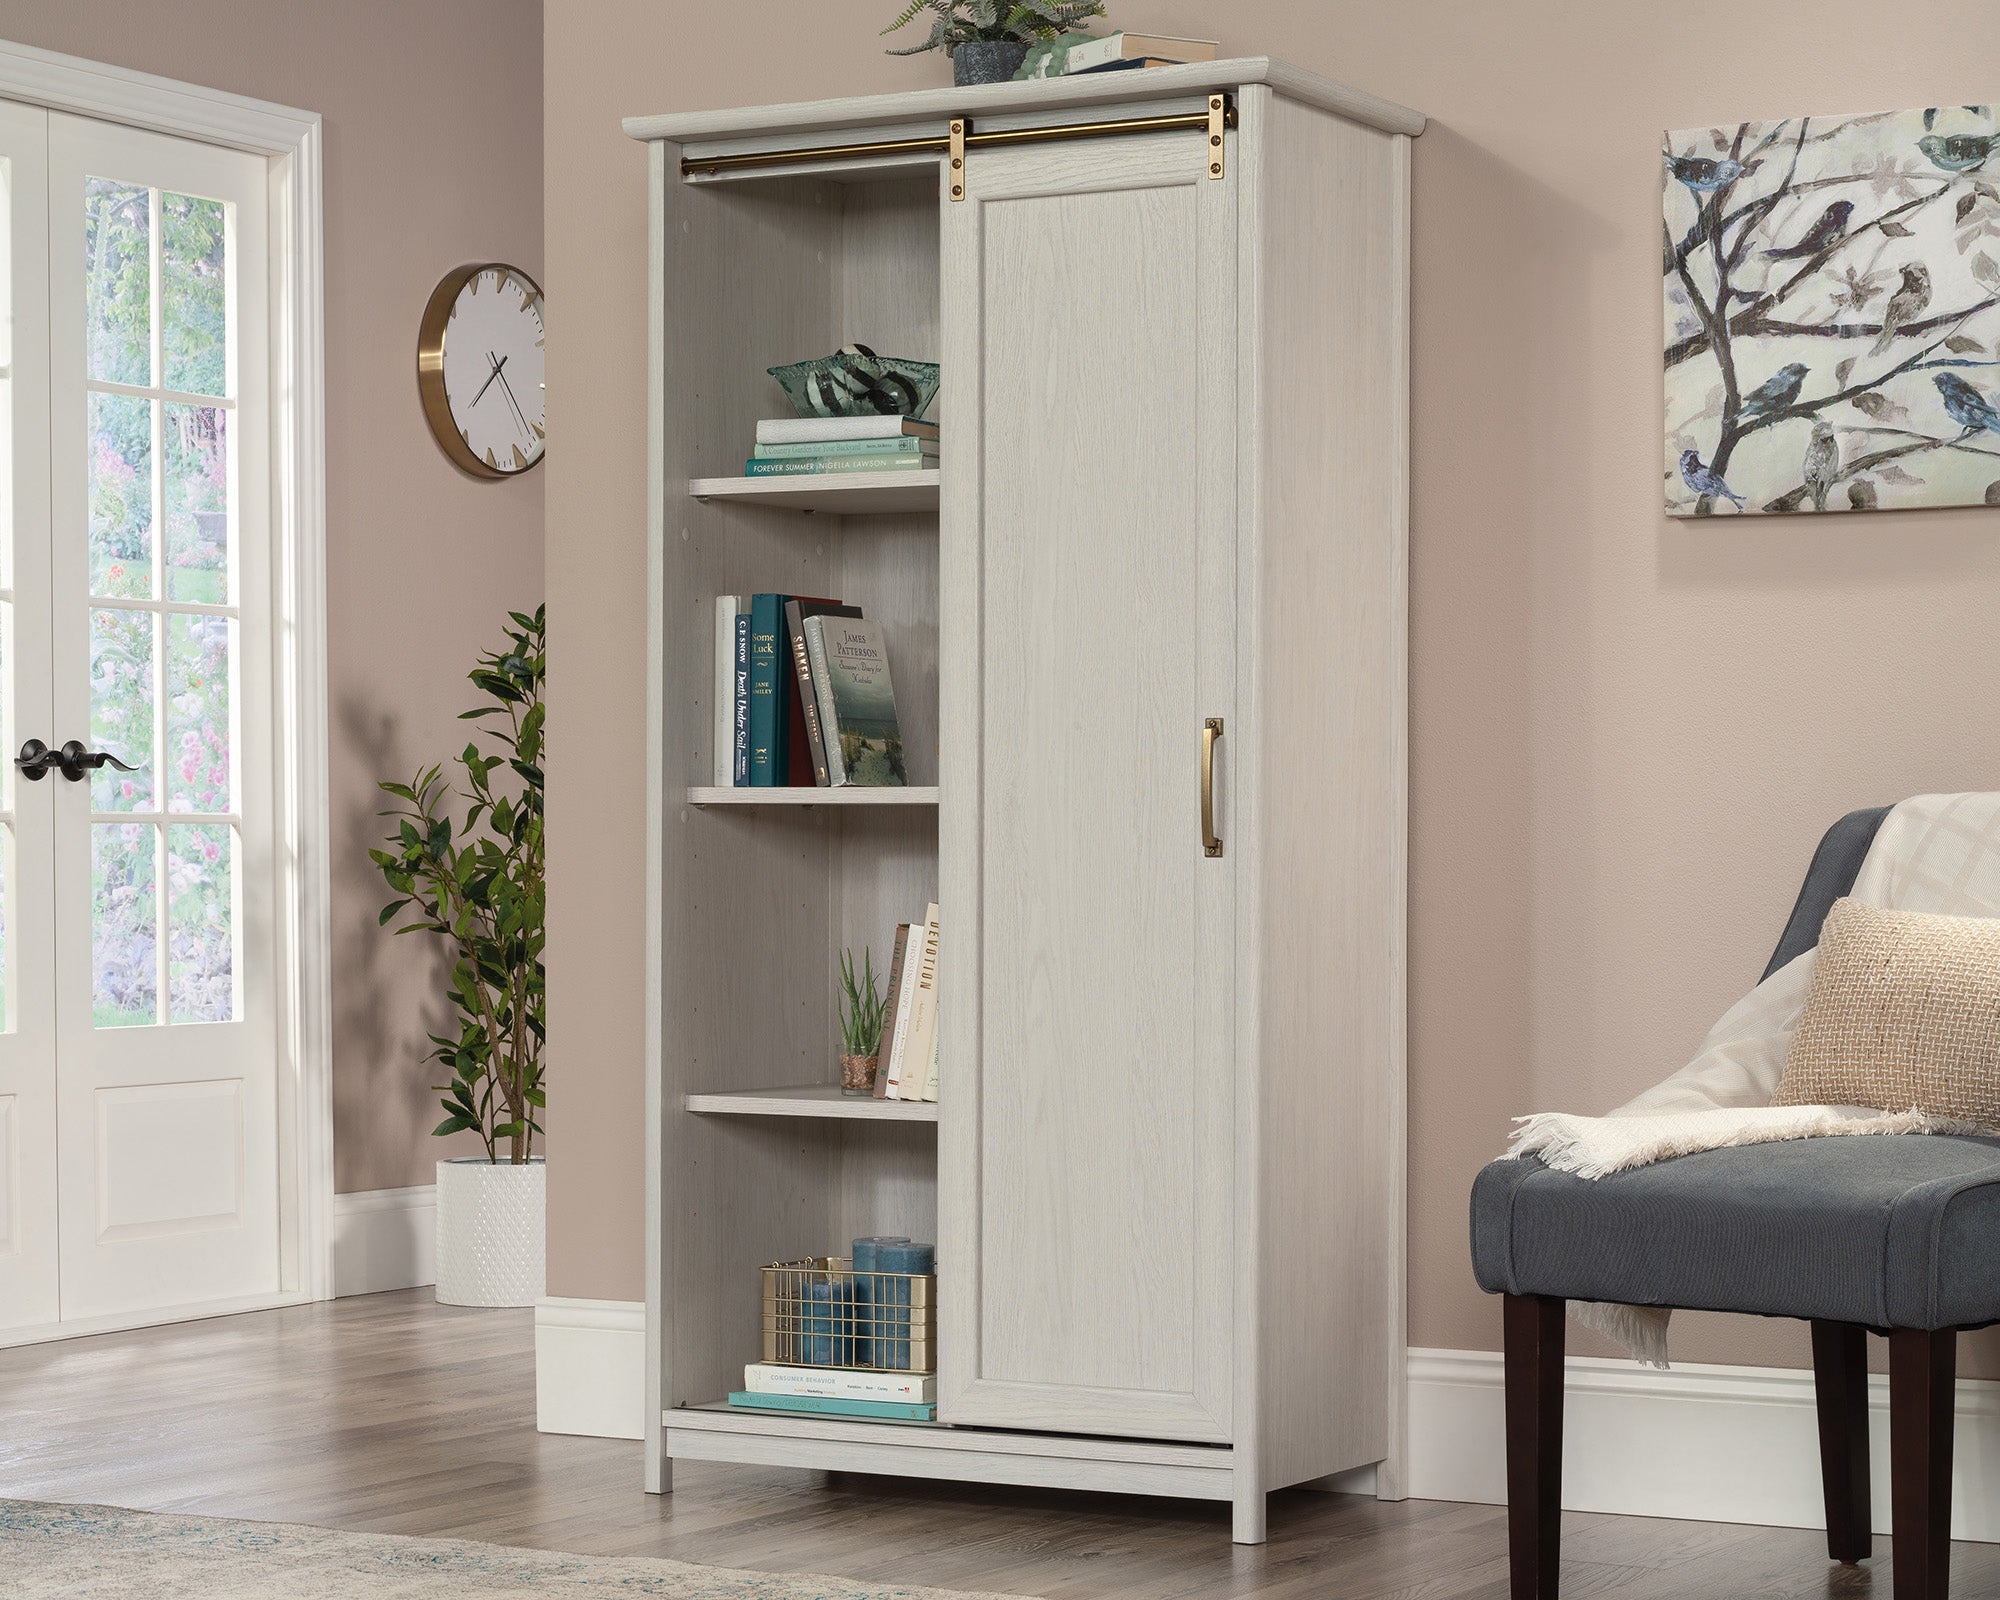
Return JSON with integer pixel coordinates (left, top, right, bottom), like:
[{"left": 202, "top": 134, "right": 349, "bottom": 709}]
[
  {"left": 0, "top": 1, "right": 547, "bottom": 1193},
  {"left": 544, "top": 0, "right": 2000, "bottom": 1375}
]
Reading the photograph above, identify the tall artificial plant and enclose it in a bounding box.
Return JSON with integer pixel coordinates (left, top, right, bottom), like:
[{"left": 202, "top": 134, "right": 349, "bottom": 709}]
[
  {"left": 882, "top": 0, "right": 1107, "bottom": 55},
  {"left": 372, "top": 607, "right": 546, "bottom": 1165}
]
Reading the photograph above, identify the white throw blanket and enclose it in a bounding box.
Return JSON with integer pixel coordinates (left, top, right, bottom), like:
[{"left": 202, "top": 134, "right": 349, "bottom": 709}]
[{"left": 1507, "top": 791, "right": 2000, "bottom": 1363}]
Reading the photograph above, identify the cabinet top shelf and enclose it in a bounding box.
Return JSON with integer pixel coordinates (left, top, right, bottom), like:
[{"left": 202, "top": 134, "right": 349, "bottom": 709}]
[
  {"left": 623, "top": 58, "right": 1425, "bottom": 148},
  {"left": 690, "top": 471, "right": 939, "bottom": 516}
]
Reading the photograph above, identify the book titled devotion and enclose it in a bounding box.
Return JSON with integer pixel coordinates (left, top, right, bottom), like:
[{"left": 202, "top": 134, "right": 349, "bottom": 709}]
[{"left": 803, "top": 616, "right": 906, "bottom": 787}]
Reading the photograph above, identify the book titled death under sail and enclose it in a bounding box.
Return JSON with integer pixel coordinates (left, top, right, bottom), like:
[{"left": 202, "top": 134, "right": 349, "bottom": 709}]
[{"left": 803, "top": 616, "right": 905, "bottom": 788}]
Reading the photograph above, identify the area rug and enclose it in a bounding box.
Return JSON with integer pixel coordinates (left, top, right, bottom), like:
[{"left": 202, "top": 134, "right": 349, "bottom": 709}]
[{"left": 0, "top": 1501, "right": 1034, "bottom": 1600}]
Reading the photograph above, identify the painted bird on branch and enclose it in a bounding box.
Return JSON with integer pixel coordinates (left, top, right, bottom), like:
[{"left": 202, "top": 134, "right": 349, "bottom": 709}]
[
  {"left": 1738, "top": 363, "right": 1809, "bottom": 421},
  {"left": 1680, "top": 449, "right": 1747, "bottom": 511},
  {"left": 1664, "top": 152, "right": 1744, "bottom": 193},
  {"left": 1870, "top": 264, "right": 1932, "bottom": 356},
  {"left": 1803, "top": 419, "right": 1840, "bottom": 513},
  {"left": 1765, "top": 200, "right": 1854, "bottom": 260},
  {"left": 1919, "top": 132, "right": 1997, "bottom": 172},
  {"left": 1935, "top": 372, "right": 2000, "bottom": 436}
]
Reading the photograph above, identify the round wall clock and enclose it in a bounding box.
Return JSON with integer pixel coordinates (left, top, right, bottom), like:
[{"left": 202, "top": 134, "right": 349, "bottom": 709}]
[{"left": 416, "top": 263, "right": 546, "bottom": 478}]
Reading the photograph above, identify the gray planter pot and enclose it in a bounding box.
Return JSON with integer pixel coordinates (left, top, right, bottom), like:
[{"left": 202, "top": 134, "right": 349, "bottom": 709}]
[{"left": 953, "top": 40, "right": 1029, "bottom": 86}]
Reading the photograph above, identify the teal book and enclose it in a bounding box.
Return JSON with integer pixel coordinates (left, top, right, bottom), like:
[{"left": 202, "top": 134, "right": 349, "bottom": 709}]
[
  {"left": 727, "top": 1391, "right": 935, "bottom": 1422},
  {"left": 755, "top": 437, "right": 937, "bottom": 461},
  {"left": 806, "top": 617, "right": 906, "bottom": 788},
  {"left": 746, "top": 593, "right": 787, "bottom": 786},
  {"left": 743, "top": 455, "right": 933, "bottom": 477}
]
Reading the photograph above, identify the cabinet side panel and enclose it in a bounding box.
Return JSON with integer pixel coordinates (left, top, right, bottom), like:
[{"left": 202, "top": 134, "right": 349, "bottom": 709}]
[
  {"left": 1251, "top": 101, "right": 1410, "bottom": 1491},
  {"left": 658, "top": 169, "right": 847, "bottom": 1415}
]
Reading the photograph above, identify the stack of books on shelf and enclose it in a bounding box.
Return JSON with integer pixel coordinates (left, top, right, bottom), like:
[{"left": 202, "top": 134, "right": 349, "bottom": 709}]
[
  {"left": 743, "top": 415, "right": 939, "bottom": 478},
  {"left": 1047, "top": 31, "right": 1218, "bottom": 75},
  {"left": 875, "top": 904, "right": 941, "bottom": 1104},
  {"left": 729, "top": 1363, "right": 936, "bottom": 1422},
  {"left": 712, "top": 595, "right": 907, "bottom": 788}
]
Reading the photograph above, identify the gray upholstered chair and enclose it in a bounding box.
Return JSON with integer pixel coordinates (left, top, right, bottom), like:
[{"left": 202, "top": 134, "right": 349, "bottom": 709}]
[{"left": 1471, "top": 807, "right": 2000, "bottom": 1600}]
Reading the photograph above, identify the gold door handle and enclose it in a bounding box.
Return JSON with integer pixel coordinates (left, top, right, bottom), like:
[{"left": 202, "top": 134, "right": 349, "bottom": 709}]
[{"left": 1201, "top": 718, "right": 1224, "bottom": 858}]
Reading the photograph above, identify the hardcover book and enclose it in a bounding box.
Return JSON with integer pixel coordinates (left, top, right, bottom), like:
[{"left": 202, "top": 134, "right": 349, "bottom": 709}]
[
  {"left": 732, "top": 610, "right": 751, "bottom": 786},
  {"left": 874, "top": 924, "right": 913, "bottom": 1100},
  {"left": 785, "top": 600, "right": 862, "bottom": 786},
  {"left": 727, "top": 1391, "right": 935, "bottom": 1423},
  {"left": 744, "top": 454, "right": 934, "bottom": 477},
  {"left": 713, "top": 595, "right": 746, "bottom": 786},
  {"left": 806, "top": 617, "right": 906, "bottom": 788},
  {"left": 882, "top": 908, "right": 932, "bottom": 1101},
  {"left": 756, "top": 415, "right": 940, "bottom": 446},
  {"left": 743, "top": 1363, "right": 936, "bottom": 1403},
  {"left": 1061, "top": 31, "right": 1217, "bottom": 71},
  {"left": 745, "top": 594, "right": 787, "bottom": 786},
  {"left": 755, "top": 437, "right": 938, "bottom": 460},
  {"left": 889, "top": 905, "right": 941, "bottom": 1103}
]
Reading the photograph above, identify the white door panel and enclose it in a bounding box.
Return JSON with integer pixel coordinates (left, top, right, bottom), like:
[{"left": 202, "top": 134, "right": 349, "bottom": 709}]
[
  {"left": 0, "top": 97, "right": 56, "bottom": 1332},
  {"left": 938, "top": 129, "right": 1238, "bottom": 1443},
  {"left": 45, "top": 111, "right": 278, "bottom": 1320}
]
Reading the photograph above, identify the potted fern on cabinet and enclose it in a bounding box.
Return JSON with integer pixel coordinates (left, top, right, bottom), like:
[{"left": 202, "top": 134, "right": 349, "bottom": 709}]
[
  {"left": 882, "top": 0, "right": 1108, "bottom": 85},
  {"left": 372, "top": 608, "right": 547, "bottom": 1307}
]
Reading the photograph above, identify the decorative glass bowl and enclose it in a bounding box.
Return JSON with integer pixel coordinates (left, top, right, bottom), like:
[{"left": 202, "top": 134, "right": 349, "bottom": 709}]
[{"left": 769, "top": 345, "right": 940, "bottom": 421}]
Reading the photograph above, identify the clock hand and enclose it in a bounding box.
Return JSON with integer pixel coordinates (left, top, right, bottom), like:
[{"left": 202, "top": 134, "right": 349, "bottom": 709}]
[
  {"left": 495, "top": 365, "right": 532, "bottom": 438},
  {"left": 466, "top": 352, "right": 509, "bottom": 409}
]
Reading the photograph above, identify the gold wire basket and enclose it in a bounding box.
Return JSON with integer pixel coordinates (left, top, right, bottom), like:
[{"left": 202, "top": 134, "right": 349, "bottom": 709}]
[{"left": 761, "top": 1257, "right": 936, "bottom": 1375}]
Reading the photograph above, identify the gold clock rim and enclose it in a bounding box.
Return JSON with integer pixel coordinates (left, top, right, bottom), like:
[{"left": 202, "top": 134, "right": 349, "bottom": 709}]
[{"left": 416, "top": 261, "right": 546, "bottom": 480}]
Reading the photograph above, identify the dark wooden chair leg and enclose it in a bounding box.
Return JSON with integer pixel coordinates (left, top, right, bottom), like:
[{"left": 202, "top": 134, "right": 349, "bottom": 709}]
[
  {"left": 1503, "top": 1293, "right": 1565, "bottom": 1600},
  {"left": 1811, "top": 1320, "right": 1872, "bottom": 1564},
  {"left": 1889, "top": 1326, "right": 1956, "bottom": 1600}
]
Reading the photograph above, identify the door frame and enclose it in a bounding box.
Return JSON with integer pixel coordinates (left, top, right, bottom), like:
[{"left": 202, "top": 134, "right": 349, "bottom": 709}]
[{"left": 0, "top": 34, "right": 331, "bottom": 1328}]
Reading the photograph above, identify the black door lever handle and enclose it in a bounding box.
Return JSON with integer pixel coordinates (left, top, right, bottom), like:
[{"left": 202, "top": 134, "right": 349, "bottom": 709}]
[{"left": 15, "top": 739, "right": 143, "bottom": 783}]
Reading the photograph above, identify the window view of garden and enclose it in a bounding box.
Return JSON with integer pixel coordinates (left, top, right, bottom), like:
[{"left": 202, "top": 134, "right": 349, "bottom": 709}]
[{"left": 84, "top": 175, "right": 235, "bottom": 1028}]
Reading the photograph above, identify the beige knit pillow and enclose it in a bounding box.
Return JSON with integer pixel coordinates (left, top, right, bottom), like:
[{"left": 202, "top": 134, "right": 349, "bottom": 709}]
[{"left": 1774, "top": 898, "right": 2000, "bottom": 1124}]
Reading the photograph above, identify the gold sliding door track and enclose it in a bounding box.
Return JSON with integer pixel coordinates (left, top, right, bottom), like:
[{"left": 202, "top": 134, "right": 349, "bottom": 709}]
[{"left": 680, "top": 95, "right": 1236, "bottom": 191}]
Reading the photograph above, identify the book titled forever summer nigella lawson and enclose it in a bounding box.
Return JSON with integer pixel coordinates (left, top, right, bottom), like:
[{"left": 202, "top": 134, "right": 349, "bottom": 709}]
[{"left": 804, "top": 616, "right": 906, "bottom": 787}]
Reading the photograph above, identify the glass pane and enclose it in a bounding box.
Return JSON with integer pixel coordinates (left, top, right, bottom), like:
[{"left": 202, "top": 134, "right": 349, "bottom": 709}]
[
  {"left": 167, "top": 613, "right": 230, "bottom": 813},
  {"left": 89, "top": 391, "right": 153, "bottom": 599},
  {"left": 84, "top": 177, "right": 150, "bottom": 386},
  {"left": 167, "top": 823, "right": 233, "bottom": 1023},
  {"left": 161, "top": 192, "right": 226, "bottom": 397},
  {"left": 163, "top": 404, "right": 226, "bottom": 603},
  {"left": 93, "top": 822, "right": 157, "bottom": 1028},
  {"left": 90, "top": 607, "right": 154, "bottom": 810}
]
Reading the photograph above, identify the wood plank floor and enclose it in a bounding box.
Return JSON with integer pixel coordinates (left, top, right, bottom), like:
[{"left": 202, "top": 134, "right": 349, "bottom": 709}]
[{"left": 3, "top": 1290, "right": 2000, "bottom": 1597}]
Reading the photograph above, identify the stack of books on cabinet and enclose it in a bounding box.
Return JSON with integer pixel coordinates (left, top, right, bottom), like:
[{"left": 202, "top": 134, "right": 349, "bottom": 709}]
[{"left": 743, "top": 416, "right": 938, "bottom": 478}]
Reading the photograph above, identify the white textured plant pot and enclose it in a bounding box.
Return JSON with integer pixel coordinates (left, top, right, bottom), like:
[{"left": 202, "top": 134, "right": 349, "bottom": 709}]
[{"left": 434, "top": 1156, "right": 546, "bottom": 1307}]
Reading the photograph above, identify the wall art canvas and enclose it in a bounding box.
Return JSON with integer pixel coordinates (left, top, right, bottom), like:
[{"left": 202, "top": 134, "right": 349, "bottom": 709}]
[{"left": 1664, "top": 107, "right": 2000, "bottom": 516}]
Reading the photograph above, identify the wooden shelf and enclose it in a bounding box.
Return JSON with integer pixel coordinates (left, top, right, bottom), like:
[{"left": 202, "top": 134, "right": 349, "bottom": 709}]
[
  {"left": 689, "top": 470, "right": 940, "bottom": 515},
  {"left": 684, "top": 1085, "right": 938, "bottom": 1122},
  {"left": 687, "top": 786, "right": 938, "bottom": 808}
]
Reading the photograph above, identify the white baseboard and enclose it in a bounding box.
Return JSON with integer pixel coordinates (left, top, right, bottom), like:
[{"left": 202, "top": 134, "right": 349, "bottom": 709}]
[
  {"left": 1408, "top": 1346, "right": 2000, "bottom": 1543},
  {"left": 536, "top": 1297, "right": 645, "bottom": 1440},
  {"left": 330, "top": 1185, "right": 435, "bottom": 1297}
]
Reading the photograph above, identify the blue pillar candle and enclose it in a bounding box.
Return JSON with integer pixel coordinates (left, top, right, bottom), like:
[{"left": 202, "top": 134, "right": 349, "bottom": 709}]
[
  {"left": 805, "top": 1276, "right": 853, "bottom": 1367},
  {"left": 851, "top": 1236, "right": 908, "bottom": 1368},
  {"left": 876, "top": 1241, "right": 935, "bottom": 1371}
]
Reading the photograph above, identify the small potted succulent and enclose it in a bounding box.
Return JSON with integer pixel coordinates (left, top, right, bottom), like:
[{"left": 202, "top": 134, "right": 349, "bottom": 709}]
[
  {"left": 839, "top": 948, "right": 887, "bottom": 1095},
  {"left": 883, "top": 0, "right": 1109, "bottom": 86}
]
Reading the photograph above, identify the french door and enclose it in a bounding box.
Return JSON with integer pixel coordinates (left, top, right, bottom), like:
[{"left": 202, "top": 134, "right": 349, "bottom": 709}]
[{"left": 0, "top": 104, "right": 279, "bottom": 1333}]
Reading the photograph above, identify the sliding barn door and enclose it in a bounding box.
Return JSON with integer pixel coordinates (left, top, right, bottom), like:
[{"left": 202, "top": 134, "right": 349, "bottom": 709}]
[{"left": 938, "top": 126, "right": 1238, "bottom": 1443}]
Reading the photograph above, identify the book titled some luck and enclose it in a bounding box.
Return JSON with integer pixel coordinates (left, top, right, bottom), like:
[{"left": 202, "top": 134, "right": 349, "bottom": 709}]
[{"left": 803, "top": 616, "right": 906, "bottom": 787}]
